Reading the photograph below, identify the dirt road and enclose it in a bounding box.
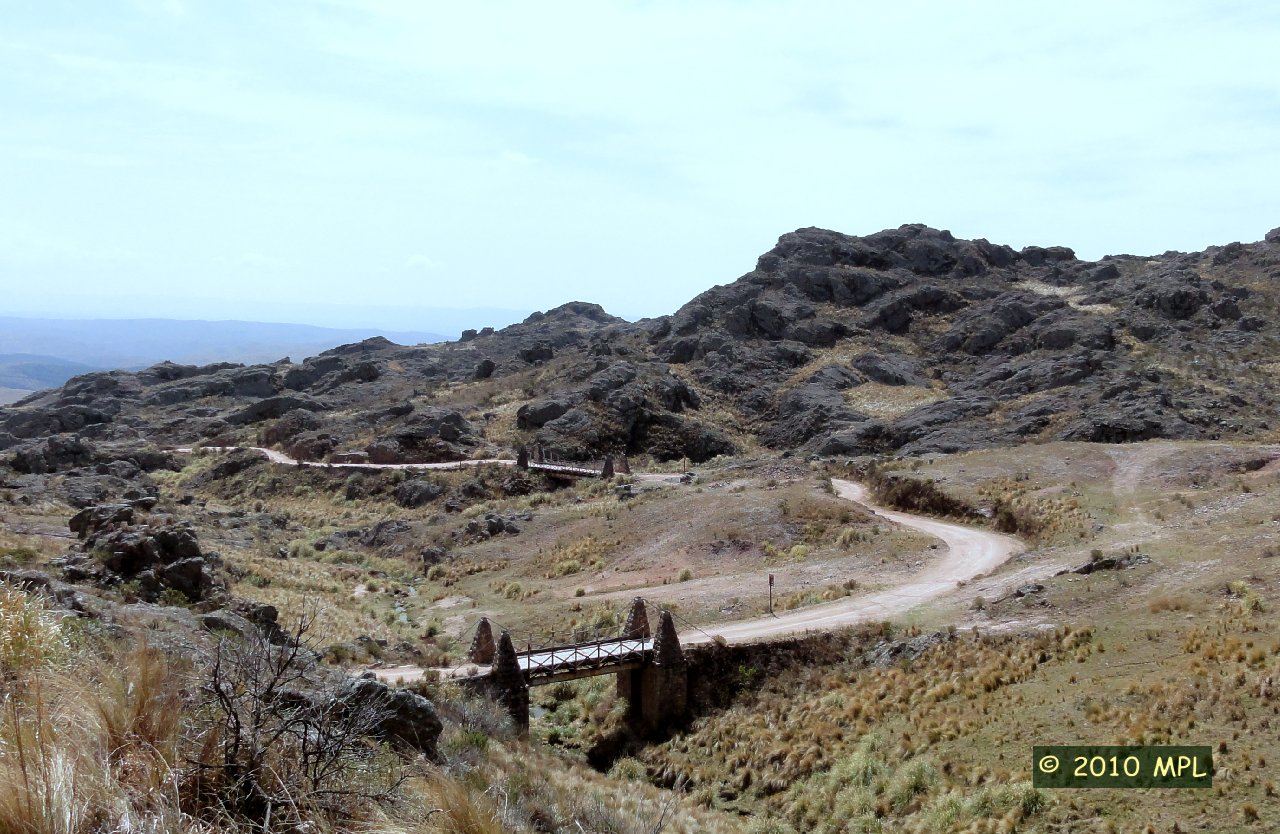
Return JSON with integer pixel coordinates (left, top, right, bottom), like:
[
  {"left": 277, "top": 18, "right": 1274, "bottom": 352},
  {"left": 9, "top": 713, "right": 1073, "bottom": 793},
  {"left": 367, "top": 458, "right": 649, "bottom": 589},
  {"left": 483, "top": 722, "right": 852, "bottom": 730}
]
[
  {"left": 367, "top": 478, "right": 1024, "bottom": 683},
  {"left": 679, "top": 480, "right": 1023, "bottom": 644},
  {"left": 171, "top": 446, "right": 688, "bottom": 483},
  {"left": 171, "top": 446, "right": 516, "bottom": 470}
]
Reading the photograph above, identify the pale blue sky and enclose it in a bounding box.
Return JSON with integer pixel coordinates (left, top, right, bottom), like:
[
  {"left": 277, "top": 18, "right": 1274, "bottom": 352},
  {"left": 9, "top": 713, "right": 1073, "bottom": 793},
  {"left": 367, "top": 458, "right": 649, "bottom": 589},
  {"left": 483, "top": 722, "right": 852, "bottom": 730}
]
[{"left": 2, "top": 1, "right": 1277, "bottom": 331}]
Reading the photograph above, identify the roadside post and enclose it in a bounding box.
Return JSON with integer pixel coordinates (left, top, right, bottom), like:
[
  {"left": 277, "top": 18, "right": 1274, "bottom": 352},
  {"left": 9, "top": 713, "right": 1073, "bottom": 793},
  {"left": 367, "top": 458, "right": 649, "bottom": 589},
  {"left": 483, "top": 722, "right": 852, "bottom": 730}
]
[{"left": 768, "top": 573, "right": 774, "bottom": 615}]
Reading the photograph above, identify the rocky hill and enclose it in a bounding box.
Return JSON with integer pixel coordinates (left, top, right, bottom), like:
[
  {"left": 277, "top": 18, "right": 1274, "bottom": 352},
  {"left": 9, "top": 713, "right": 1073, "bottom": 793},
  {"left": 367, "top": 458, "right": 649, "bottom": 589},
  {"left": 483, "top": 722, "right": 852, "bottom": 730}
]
[{"left": 3, "top": 225, "right": 1278, "bottom": 486}]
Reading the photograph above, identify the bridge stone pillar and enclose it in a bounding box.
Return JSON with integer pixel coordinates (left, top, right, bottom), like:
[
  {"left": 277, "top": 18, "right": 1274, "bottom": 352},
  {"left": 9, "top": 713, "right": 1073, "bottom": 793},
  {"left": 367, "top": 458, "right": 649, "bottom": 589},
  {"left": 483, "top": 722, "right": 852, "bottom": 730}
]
[
  {"left": 486, "top": 631, "right": 528, "bottom": 736},
  {"left": 467, "top": 617, "right": 496, "bottom": 665},
  {"left": 622, "top": 597, "right": 650, "bottom": 639},
  {"left": 625, "top": 610, "right": 688, "bottom": 735},
  {"left": 516, "top": 447, "right": 529, "bottom": 469},
  {"left": 601, "top": 456, "right": 615, "bottom": 479},
  {"left": 616, "top": 454, "right": 631, "bottom": 475},
  {"left": 617, "top": 598, "right": 651, "bottom": 713}
]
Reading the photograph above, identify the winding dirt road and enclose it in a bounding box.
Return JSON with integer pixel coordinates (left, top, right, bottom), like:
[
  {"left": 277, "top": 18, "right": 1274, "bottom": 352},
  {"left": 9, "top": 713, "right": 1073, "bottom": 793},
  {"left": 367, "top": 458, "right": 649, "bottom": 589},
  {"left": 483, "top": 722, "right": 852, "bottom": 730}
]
[
  {"left": 364, "top": 477, "right": 1024, "bottom": 683},
  {"left": 681, "top": 479, "right": 1023, "bottom": 644},
  {"left": 172, "top": 446, "right": 684, "bottom": 483},
  {"left": 174, "top": 447, "right": 1023, "bottom": 670}
]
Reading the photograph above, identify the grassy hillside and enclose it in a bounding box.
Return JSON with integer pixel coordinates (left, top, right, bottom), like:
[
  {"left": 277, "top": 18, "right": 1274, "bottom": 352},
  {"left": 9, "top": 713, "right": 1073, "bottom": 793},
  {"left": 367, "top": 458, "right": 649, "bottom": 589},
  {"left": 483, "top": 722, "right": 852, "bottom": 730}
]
[{"left": 2, "top": 225, "right": 1279, "bottom": 833}]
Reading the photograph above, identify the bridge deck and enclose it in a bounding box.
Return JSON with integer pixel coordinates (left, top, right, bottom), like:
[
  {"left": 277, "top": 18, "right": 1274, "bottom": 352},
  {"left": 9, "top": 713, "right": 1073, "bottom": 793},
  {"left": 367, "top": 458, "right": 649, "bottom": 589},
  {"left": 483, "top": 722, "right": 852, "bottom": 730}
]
[
  {"left": 519, "top": 636, "right": 652, "bottom": 677},
  {"left": 527, "top": 462, "right": 603, "bottom": 478},
  {"left": 424, "top": 637, "right": 654, "bottom": 685}
]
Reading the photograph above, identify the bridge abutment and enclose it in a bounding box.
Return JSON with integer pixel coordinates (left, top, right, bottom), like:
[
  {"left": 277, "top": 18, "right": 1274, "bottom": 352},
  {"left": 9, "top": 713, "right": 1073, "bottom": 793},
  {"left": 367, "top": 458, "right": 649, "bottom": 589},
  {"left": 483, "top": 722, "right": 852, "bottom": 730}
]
[
  {"left": 626, "top": 610, "right": 688, "bottom": 734},
  {"left": 487, "top": 631, "right": 529, "bottom": 737},
  {"left": 467, "top": 617, "right": 496, "bottom": 664},
  {"left": 464, "top": 600, "right": 684, "bottom": 739}
]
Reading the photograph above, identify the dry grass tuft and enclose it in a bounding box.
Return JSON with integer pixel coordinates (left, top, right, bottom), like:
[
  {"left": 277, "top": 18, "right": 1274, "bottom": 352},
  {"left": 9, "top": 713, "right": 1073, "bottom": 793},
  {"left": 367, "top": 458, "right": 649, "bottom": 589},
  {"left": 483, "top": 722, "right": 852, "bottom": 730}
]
[{"left": 844, "top": 383, "right": 948, "bottom": 420}]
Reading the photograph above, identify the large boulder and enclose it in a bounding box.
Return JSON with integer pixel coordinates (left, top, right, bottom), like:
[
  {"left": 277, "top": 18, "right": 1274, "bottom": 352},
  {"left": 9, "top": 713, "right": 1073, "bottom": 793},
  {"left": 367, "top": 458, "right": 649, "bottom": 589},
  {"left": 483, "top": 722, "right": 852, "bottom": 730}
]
[
  {"left": 851, "top": 353, "right": 926, "bottom": 387},
  {"left": 69, "top": 503, "right": 135, "bottom": 537},
  {"left": 516, "top": 399, "right": 571, "bottom": 429},
  {"left": 1136, "top": 270, "right": 1208, "bottom": 320},
  {"left": 70, "top": 509, "right": 221, "bottom": 603},
  {"left": 1, "top": 405, "right": 113, "bottom": 441},
  {"left": 393, "top": 478, "right": 445, "bottom": 509},
  {"left": 341, "top": 677, "right": 442, "bottom": 759},
  {"left": 10, "top": 435, "right": 98, "bottom": 474},
  {"left": 224, "top": 395, "right": 328, "bottom": 426}
]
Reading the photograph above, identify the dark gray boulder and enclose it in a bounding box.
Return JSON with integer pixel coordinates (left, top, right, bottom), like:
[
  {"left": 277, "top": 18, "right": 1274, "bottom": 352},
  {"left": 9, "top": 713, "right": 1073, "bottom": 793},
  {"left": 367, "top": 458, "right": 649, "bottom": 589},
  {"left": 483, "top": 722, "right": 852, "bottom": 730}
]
[
  {"left": 851, "top": 353, "right": 926, "bottom": 386},
  {"left": 157, "top": 557, "right": 212, "bottom": 599},
  {"left": 69, "top": 503, "right": 135, "bottom": 537},
  {"left": 516, "top": 399, "right": 571, "bottom": 429},
  {"left": 341, "top": 677, "right": 442, "bottom": 758},
  {"left": 10, "top": 435, "right": 98, "bottom": 474},
  {"left": 224, "top": 395, "right": 328, "bottom": 426},
  {"left": 518, "top": 343, "right": 554, "bottom": 363},
  {"left": 393, "top": 479, "right": 445, "bottom": 509}
]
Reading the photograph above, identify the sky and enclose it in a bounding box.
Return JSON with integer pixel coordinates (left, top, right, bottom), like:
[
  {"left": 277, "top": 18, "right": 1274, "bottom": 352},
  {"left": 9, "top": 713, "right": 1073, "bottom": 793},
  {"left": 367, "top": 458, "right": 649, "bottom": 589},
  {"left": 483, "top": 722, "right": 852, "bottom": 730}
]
[{"left": 1, "top": 1, "right": 1278, "bottom": 332}]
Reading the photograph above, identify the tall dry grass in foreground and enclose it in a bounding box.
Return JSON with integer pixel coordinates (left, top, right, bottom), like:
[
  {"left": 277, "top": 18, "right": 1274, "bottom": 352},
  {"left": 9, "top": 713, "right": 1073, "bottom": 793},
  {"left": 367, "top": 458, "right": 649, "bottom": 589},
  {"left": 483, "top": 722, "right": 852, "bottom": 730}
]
[
  {"left": 0, "top": 585, "right": 736, "bottom": 834},
  {"left": 0, "top": 586, "right": 396, "bottom": 834},
  {"left": 0, "top": 583, "right": 199, "bottom": 834}
]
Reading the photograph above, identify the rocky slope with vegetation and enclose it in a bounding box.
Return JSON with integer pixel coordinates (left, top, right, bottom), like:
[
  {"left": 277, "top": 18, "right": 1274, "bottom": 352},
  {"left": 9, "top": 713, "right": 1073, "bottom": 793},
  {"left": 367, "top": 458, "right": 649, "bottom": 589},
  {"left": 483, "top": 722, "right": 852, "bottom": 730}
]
[
  {"left": 2, "top": 224, "right": 1279, "bottom": 833},
  {"left": 4, "top": 224, "right": 1277, "bottom": 481}
]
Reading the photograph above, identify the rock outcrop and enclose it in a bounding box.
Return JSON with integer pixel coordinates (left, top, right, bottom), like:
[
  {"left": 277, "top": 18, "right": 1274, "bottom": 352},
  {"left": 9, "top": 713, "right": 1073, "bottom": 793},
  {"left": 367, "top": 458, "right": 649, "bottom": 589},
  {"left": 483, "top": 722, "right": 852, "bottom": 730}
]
[{"left": 2, "top": 224, "right": 1275, "bottom": 463}]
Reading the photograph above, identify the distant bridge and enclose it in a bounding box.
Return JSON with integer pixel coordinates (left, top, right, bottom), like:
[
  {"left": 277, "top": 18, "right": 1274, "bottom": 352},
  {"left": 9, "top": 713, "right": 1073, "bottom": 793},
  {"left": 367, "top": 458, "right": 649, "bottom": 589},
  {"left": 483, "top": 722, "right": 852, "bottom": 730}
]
[
  {"left": 516, "top": 445, "right": 630, "bottom": 480},
  {"left": 173, "top": 444, "right": 630, "bottom": 481},
  {"left": 455, "top": 598, "right": 685, "bottom": 736}
]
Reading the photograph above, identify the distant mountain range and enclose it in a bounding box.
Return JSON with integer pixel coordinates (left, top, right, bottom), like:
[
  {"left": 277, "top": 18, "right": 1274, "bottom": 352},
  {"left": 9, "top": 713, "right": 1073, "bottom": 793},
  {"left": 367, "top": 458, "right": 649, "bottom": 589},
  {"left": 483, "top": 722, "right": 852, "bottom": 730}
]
[
  {"left": 0, "top": 354, "right": 103, "bottom": 389},
  {"left": 0, "top": 317, "right": 448, "bottom": 402}
]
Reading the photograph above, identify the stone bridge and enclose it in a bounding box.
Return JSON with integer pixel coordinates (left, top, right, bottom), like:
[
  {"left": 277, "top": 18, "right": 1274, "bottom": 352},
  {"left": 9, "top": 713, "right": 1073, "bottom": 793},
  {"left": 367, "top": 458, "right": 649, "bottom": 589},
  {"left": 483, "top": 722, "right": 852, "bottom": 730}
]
[{"left": 459, "top": 598, "right": 686, "bottom": 736}]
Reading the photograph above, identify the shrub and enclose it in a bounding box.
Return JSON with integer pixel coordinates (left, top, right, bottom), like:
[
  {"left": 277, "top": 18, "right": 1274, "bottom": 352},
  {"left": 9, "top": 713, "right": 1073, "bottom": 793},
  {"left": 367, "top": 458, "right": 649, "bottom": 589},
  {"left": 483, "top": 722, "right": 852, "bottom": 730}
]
[
  {"left": 1149, "top": 594, "right": 1192, "bottom": 612},
  {"left": 746, "top": 818, "right": 800, "bottom": 834},
  {"left": 887, "top": 758, "right": 936, "bottom": 811},
  {"left": 608, "top": 757, "right": 647, "bottom": 781},
  {"left": 0, "top": 583, "right": 67, "bottom": 683},
  {"left": 186, "top": 614, "right": 403, "bottom": 826},
  {"left": 0, "top": 644, "right": 186, "bottom": 833},
  {"left": 554, "top": 559, "right": 582, "bottom": 577},
  {"left": 992, "top": 498, "right": 1047, "bottom": 538},
  {"left": 287, "top": 539, "right": 318, "bottom": 560},
  {"left": 0, "top": 546, "right": 39, "bottom": 567},
  {"left": 868, "top": 473, "right": 975, "bottom": 519}
]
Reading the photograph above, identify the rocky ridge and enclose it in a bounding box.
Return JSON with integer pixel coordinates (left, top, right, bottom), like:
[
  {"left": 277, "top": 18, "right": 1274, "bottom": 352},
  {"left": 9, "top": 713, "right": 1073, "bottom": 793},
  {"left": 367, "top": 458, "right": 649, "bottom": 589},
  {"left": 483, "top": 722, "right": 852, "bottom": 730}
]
[{"left": 2, "top": 225, "right": 1277, "bottom": 475}]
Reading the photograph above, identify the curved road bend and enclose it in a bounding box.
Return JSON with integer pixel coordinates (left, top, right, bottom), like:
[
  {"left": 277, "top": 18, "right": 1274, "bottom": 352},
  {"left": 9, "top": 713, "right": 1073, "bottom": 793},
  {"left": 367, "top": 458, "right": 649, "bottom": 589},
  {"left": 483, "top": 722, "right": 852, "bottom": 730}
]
[
  {"left": 169, "top": 450, "right": 1023, "bottom": 672},
  {"left": 684, "top": 479, "right": 1023, "bottom": 644},
  {"left": 366, "top": 479, "right": 1024, "bottom": 683}
]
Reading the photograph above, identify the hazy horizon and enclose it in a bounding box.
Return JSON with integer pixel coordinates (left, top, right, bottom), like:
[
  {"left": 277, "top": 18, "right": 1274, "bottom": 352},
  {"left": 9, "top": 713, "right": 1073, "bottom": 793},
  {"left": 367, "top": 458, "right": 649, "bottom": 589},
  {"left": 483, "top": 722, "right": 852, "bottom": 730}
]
[
  {"left": 0, "top": 306, "right": 534, "bottom": 336},
  {"left": 3, "top": 1, "right": 1278, "bottom": 329}
]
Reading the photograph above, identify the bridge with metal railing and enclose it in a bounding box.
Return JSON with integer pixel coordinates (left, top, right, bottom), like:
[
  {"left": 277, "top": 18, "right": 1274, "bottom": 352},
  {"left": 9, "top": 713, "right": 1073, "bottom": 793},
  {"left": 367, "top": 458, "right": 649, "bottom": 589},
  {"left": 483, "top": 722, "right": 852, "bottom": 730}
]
[
  {"left": 457, "top": 598, "right": 686, "bottom": 736},
  {"left": 510, "top": 636, "right": 654, "bottom": 683},
  {"left": 516, "top": 445, "right": 630, "bottom": 480}
]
